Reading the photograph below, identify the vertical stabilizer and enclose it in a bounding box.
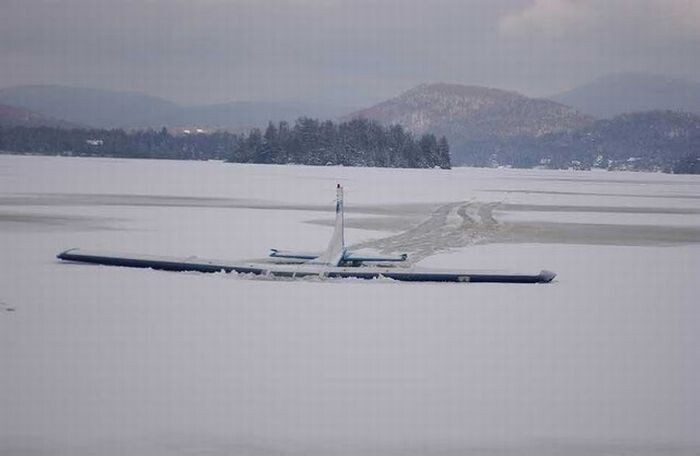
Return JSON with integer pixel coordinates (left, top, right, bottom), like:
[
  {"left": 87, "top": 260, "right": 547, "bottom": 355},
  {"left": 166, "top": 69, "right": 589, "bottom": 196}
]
[{"left": 309, "top": 184, "right": 346, "bottom": 266}]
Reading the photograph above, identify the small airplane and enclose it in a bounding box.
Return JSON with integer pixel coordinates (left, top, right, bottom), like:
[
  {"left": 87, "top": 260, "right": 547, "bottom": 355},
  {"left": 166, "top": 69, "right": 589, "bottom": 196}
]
[
  {"left": 269, "top": 185, "right": 408, "bottom": 266},
  {"left": 57, "top": 185, "right": 556, "bottom": 283}
]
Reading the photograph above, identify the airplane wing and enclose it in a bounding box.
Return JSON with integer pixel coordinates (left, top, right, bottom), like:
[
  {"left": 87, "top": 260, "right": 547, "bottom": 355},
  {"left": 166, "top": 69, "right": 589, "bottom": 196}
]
[{"left": 58, "top": 248, "right": 556, "bottom": 283}]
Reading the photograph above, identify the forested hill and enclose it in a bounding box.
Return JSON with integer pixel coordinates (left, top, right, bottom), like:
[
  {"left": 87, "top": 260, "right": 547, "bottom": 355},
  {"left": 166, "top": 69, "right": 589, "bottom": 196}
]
[
  {"left": 0, "top": 117, "right": 451, "bottom": 169},
  {"left": 459, "top": 110, "right": 700, "bottom": 173},
  {"left": 346, "top": 83, "right": 593, "bottom": 163},
  {"left": 0, "top": 103, "right": 78, "bottom": 128}
]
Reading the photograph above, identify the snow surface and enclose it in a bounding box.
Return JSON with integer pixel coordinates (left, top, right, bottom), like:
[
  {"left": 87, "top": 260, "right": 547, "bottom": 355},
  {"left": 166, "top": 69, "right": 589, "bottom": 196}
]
[{"left": 1, "top": 155, "right": 699, "bottom": 455}]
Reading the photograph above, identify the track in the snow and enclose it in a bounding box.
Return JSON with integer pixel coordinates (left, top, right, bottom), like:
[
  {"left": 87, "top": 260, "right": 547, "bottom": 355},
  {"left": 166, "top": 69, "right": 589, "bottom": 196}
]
[{"left": 349, "top": 201, "right": 503, "bottom": 263}]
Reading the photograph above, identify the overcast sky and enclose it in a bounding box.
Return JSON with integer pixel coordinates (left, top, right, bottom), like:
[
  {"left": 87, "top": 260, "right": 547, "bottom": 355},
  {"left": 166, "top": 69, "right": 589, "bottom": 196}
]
[{"left": 1, "top": 0, "right": 699, "bottom": 106}]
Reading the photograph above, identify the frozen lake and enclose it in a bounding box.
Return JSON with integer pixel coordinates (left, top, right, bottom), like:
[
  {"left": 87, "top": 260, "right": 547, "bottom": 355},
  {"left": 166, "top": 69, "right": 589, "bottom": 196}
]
[{"left": 1, "top": 155, "right": 699, "bottom": 455}]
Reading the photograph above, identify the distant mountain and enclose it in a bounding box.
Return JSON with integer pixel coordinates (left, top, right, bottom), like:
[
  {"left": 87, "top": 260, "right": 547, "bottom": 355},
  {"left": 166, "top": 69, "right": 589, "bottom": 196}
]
[
  {"left": 346, "top": 83, "right": 593, "bottom": 162},
  {"left": 0, "top": 85, "right": 353, "bottom": 131},
  {"left": 0, "top": 85, "right": 178, "bottom": 129},
  {"left": 551, "top": 73, "right": 700, "bottom": 118},
  {"left": 0, "top": 103, "right": 78, "bottom": 128}
]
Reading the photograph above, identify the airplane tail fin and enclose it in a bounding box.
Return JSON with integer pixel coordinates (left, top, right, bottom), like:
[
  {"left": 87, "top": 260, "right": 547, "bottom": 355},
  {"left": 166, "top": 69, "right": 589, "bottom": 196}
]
[{"left": 309, "top": 184, "right": 346, "bottom": 266}]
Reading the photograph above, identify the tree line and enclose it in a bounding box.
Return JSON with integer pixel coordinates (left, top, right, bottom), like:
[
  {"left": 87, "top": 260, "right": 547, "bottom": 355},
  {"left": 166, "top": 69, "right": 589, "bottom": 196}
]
[{"left": 0, "top": 117, "right": 451, "bottom": 169}]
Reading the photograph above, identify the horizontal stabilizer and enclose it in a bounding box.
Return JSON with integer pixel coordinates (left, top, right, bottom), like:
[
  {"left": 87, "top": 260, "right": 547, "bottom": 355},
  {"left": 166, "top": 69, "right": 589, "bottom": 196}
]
[
  {"left": 270, "top": 249, "right": 408, "bottom": 264},
  {"left": 343, "top": 252, "right": 408, "bottom": 263},
  {"left": 269, "top": 249, "right": 319, "bottom": 260}
]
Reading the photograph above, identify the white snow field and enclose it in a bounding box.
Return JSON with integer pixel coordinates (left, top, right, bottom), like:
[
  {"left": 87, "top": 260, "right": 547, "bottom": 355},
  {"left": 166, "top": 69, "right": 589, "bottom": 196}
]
[{"left": 1, "top": 155, "right": 699, "bottom": 455}]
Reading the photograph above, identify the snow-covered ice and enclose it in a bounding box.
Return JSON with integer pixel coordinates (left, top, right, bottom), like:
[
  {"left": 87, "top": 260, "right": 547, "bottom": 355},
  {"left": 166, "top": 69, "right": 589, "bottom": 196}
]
[{"left": 1, "top": 155, "right": 699, "bottom": 455}]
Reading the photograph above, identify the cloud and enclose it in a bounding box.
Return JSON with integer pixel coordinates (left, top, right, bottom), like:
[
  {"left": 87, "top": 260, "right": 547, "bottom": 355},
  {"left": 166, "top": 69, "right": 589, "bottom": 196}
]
[
  {"left": 499, "top": 0, "right": 591, "bottom": 38},
  {"left": 665, "top": 0, "right": 700, "bottom": 38},
  {"left": 0, "top": 0, "right": 698, "bottom": 104},
  {"left": 499, "top": 0, "right": 700, "bottom": 40},
  {"left": 494, "top": 0, "right": 700, "bottom": 93}
]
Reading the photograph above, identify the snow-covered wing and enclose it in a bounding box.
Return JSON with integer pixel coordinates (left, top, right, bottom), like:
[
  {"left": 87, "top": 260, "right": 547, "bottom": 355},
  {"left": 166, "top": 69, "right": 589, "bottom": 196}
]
[{"left": 57, "top": 249, "right": 556, "bottom": 283}]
